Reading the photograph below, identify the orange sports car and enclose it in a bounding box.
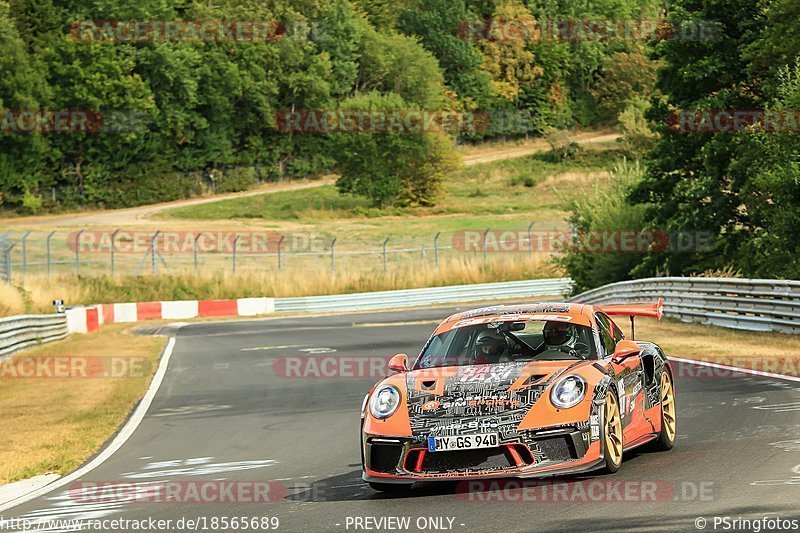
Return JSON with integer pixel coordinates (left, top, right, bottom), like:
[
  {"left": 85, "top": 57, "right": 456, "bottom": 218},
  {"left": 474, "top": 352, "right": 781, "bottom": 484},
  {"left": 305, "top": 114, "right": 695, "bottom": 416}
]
[{"left": 360, "top": 301, "right": 675, "bottom": 492}]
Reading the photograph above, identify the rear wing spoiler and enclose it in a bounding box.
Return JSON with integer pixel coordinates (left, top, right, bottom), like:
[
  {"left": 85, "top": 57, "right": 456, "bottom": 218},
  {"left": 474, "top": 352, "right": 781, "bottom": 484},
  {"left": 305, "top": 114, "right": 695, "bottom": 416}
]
[{"left": 597, "top": 298, "right": 664, "bottom": 340}]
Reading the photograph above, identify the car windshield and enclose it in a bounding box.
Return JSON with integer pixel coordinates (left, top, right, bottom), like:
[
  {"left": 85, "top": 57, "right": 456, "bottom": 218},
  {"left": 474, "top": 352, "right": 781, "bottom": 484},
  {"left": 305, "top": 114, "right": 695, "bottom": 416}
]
[{"left": 413, "top": 320, "right": 596, "bottom": 369}]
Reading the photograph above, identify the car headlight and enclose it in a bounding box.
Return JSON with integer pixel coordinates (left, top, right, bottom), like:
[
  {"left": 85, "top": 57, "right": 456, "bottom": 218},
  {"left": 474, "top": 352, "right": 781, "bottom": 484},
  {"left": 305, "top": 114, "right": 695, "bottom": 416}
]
[
  {"left": 550, "top": 375, "right": 587, "bottom": 409},
  {"left": 369, "top": 385, "right": 401, "bottom": 419}
]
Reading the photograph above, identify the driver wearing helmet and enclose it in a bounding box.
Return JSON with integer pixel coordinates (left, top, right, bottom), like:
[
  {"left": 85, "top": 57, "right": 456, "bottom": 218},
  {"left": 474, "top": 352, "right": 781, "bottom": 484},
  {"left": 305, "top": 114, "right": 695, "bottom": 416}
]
[
  {"left": 541, "top": 321, "right": 578, "bottom": 353},
  {"left": 473, "top": 329, "right": 509, "bottom": 364}
]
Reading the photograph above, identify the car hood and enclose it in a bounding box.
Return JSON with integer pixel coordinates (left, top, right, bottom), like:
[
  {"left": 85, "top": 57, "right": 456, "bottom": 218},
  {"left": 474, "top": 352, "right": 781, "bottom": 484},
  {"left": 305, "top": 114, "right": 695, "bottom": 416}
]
[{"left": 404, "top": 360, "right": 588, "bottom": 437}]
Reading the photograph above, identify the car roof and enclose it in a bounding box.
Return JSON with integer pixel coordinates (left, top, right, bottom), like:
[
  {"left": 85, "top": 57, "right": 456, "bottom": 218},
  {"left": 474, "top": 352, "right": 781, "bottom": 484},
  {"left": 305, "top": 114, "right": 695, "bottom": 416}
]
[{"left": 434, "top": 302, "right": 594, "bottom": 334}]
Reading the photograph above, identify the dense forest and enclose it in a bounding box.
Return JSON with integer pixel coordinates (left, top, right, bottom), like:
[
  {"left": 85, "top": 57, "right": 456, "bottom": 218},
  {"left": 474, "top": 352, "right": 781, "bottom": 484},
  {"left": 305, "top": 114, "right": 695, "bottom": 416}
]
[
  {"left": 0, "top": 0, "right": 662, "bottom": 211},
  {"left": 2, "top": 0, "right": 799, "bottom": 285},
  {"left": 561, "top": 0, "right": 800, "bottom": 288}
]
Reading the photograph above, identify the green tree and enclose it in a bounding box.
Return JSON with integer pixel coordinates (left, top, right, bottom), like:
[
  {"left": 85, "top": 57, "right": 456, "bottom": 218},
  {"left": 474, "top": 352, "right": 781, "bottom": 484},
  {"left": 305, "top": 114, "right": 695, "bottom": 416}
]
[
  {"left": 628, "top": 0, "right": 765, "bottom": 278},
  {"left": 332, "top": 92, "right": 458, "bottom": 207},
  {"left": 0, "top": 0, "right": 50, "bottom": 205},
  {"left": 398, "top": 0, "right": 492, "bottom": 109}
]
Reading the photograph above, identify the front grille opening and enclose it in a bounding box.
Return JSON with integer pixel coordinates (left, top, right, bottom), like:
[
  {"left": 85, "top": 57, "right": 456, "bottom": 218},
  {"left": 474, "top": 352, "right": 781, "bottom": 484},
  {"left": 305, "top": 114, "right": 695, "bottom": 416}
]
[
  {"left": 420, "top": 448, "right": 513, "bottom": 473},
  {"left": 369, "top": 443, "right": 403, "bottom": 473},
  {"left": 536, "top": 435, "right": 578, "bottom": 461}
]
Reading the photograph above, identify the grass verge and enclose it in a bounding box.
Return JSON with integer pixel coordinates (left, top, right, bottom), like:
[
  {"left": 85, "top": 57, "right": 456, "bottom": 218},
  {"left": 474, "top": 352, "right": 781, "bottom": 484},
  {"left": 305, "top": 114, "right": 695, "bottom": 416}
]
[
  {"left": 0, "top": 255, "right": 562, "bottom": 314},
  {"left": 637, "top": 318, "right": 800, "bottom": 376},
  {"left": 0, "top": 325, "right": 167, "bottom": 485}
]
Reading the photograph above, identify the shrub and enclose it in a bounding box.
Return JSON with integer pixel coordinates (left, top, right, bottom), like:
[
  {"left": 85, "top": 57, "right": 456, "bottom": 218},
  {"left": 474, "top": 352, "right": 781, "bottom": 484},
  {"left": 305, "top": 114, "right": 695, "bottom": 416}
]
[{"left": 556, "top": 158, "right": 647, "bottom": 294}]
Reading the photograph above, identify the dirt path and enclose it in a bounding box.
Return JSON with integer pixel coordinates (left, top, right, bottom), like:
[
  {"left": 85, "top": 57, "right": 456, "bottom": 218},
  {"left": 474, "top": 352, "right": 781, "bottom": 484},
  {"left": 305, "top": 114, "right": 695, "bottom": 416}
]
[
  {"left": 1, "top": 131, "right": 618, "bottom": 229},
  {"left": 0, "top": 178, "right": 335, "bottom": 228},
  {"left": 461, "top": 131, "right": 619, "bottom": 166}
]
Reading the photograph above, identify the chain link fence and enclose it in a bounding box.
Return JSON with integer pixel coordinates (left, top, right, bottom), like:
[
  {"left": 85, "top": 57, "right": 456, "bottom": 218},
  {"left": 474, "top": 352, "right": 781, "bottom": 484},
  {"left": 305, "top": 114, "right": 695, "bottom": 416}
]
[
  {"left": 0, "top": 231, "right": 12, "bottom": 282},
  {"left": 0, "top": 224, "right": 553, "bottom": 280}
]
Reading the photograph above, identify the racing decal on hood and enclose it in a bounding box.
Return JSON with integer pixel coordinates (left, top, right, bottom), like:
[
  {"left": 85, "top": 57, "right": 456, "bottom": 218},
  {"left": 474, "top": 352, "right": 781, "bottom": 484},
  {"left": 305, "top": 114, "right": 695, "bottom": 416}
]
[
  {"left": 405, "top": 362, "right": 552, "bottom": 442},
  {"left": 402, "top": 360, "right": 601, "bottom": 471}
]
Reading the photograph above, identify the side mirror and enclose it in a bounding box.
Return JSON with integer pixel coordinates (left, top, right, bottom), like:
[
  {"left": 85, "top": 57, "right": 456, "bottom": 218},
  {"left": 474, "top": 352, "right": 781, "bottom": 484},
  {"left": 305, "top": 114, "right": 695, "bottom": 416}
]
[
  {"left": 388, "top": 354, "right": 408, "bottom": 373},
  {"left": 612, "top": 340, "right": 641, "bottom": 364}
]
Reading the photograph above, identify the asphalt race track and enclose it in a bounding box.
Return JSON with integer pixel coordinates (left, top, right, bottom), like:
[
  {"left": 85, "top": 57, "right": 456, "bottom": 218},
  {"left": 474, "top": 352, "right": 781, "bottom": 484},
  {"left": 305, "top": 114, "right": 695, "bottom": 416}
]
[{"left": 3, "top": 307, "right": 800, "bottom": 532}]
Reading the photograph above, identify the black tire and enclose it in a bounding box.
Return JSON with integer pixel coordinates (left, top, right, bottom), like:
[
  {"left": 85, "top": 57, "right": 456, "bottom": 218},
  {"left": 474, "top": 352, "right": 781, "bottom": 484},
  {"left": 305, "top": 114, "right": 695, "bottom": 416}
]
[
  {"left": 599, "top": 390, "right": 623, "bottom": 474},
  {"left": 648, "top": 370, "right": 676, "bottom": 452},
  {"left": 368, "top": 482, "right": 413, "bottom": 493}
]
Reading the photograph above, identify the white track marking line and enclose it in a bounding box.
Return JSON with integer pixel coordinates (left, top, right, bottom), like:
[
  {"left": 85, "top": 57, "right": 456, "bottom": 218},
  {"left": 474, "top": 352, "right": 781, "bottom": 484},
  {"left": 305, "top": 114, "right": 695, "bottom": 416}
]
[
  {"left": 0, "top": 336, "right": 177, "bottom": 513},
  {"left": 241, "top": 344, "right": 305, "bottom": 351},
  {"left": 670, "top": 356, "right": 800, "bottom": 383}
]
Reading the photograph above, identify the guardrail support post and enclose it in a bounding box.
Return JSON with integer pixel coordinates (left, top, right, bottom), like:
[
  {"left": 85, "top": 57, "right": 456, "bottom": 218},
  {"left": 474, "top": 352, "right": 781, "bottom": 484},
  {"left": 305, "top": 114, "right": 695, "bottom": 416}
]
[
  {"left": 331, "top": 238, "right": 337, "bottom": 274},
  {"left": 46, "top": 231, "right": 56, "bottom": 277},
  {"left": 21, "top": 231, "right": 31, "bottom": 277},
  {"left": 74, "top": 229, "right": 84, "bottom": 276},
  {"left": 277, "top": 235, "right": 285, "bottom": 272},
  {"left": 194, "top": 232, "right": 203, "bottom": 272},
  {"left": 4, "top": 243, "right": 15, "bottom": 282},
  {"left": 151, "top": 231, "right": 160, "bottom": 274},
  {"left": 20, "top": 231, "right": 30, "bottom": 277},
  {"left": 527, "top": 221, "right": 535, "bottom": 254},
  {"left": 110, "top": 229, "right": 120, "bottom": 276},
  {"left": 233, "top": 236, "right": 240, "bottom": 273}
]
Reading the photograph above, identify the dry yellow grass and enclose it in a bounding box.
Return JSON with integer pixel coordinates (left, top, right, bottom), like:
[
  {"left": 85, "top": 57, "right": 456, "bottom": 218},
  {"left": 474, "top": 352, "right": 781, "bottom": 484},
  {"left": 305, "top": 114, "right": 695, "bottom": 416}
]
[
  {"left": 0, "top": 283, "right": 26, "bottom": 317},
  {"left": 0, "top": 325, "right": 167, "bottom": 484},
  {"left": 635, "top": 318, "right": 800, "bottom": 376},
  {"left": 0, "top": 255, "right": 564, "bottom": 313}
]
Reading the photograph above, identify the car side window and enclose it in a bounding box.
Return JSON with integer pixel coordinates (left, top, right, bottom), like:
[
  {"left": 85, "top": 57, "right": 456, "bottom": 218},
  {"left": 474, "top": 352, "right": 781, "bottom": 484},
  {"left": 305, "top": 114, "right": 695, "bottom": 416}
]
[
  {"left": 595, "top": 313, "right": 616, "bottom": 357},
  {"left": 608, "top": 316, "right": 625, "bottom": 344}
]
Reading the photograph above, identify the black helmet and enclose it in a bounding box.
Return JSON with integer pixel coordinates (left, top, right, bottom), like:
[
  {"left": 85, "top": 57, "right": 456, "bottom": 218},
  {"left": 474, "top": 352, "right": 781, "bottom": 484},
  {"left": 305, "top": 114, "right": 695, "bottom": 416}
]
[
  {"left": 475, "top": 329, "right": 507, "bottom": 359},
  {"left": 543, "top": 321, "right": 575, "bottom": 347}
]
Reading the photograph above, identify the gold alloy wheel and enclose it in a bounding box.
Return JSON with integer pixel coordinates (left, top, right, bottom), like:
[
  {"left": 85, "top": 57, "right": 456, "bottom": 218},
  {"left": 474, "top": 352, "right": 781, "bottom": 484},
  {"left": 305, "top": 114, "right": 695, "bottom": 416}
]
[
  {"left": 604, "top": 392, "right": 623, "bottom": 466},
  {"left": 661, "top": 371, "right": 676, "bottom": 443}
]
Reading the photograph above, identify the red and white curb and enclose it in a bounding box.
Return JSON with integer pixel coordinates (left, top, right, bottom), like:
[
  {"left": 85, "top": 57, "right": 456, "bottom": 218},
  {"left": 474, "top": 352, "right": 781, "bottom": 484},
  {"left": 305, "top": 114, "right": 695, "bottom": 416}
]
[{"left": 64, "top": 298, "right": 275, "bottom": 333}]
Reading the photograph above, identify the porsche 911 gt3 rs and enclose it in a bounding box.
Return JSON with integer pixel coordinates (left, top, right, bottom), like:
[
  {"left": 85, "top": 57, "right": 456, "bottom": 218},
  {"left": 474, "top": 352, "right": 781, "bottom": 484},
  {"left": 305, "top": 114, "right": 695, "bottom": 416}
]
[{"left": 360, "top": 300, "right": 675, "bottom": 492}]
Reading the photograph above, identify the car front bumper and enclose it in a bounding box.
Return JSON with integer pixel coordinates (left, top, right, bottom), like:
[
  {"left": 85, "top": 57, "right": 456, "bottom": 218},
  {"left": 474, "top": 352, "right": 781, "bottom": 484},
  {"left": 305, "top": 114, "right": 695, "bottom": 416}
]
[{"left": 362, "top": 425, "right": 604, "bottom": 483}]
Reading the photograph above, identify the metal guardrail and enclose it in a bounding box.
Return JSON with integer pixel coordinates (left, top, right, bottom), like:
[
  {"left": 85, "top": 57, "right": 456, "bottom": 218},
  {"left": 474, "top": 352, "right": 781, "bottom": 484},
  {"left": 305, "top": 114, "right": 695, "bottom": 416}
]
[
  {"left": 2, "top": 277, "right": 798, "bottom": 362},
  {"left": 274, "top": 278, "right": 574, "bottom": 313},
  {"left": 569, "top": 277, "right": 800, "bottom": 334},
  {"left": 0, "top": 314, "right": 69, "bottom": 359}
]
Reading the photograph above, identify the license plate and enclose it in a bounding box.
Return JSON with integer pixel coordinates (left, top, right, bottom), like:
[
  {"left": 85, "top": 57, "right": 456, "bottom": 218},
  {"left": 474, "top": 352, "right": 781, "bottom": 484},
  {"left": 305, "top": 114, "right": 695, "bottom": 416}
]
[{"left": 427, "top": 433, "right": 499, "bottom": 452}]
